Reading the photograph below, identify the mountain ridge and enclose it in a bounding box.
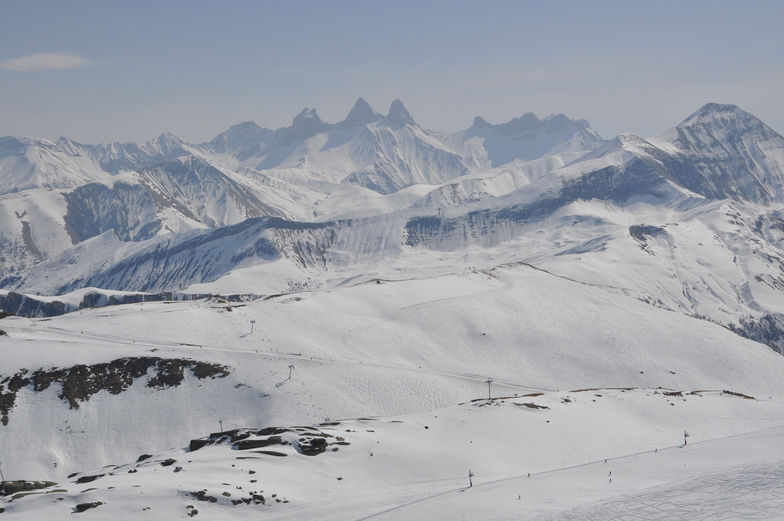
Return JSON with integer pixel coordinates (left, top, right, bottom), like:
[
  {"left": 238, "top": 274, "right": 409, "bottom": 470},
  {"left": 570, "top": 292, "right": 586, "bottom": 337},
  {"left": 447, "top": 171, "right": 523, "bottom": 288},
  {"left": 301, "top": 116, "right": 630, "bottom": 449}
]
[{"left": 1, "top": 102, "right": 784, "bottom": 356}]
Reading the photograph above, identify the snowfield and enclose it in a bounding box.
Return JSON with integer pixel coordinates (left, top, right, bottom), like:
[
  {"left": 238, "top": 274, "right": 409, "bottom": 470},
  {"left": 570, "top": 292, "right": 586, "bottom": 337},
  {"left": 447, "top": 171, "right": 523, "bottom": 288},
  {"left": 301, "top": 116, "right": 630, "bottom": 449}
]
[
  {"left": 2, "top": 389, "right": 783, "bottom": 520},
  {"left": 2, "top": 264, "right": 784, "bottom": 518},
  {"left": 2, "top": 100, "right": 784, "bottom": 519}
]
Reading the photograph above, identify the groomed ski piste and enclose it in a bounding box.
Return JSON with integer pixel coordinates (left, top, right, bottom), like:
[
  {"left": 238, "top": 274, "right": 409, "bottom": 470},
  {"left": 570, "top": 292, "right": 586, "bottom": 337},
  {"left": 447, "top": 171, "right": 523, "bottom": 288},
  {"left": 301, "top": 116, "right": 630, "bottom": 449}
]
[
  {"left": 4, "top": 390, "right": 784, "bottom": 520},
  {"left": 2, "top": 263, "right": 784, "bottom": 519}
]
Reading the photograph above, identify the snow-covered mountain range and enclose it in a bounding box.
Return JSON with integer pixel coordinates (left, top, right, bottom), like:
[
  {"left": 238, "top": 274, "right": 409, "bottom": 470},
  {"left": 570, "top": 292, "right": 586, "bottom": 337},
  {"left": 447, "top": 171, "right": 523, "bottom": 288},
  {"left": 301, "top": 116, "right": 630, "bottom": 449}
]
[
  {"left": 1, "top": 100, "right": 783, "bottom": 352},
  {"left": 2, "top": 99, "right": 784, "bottom": 519}
]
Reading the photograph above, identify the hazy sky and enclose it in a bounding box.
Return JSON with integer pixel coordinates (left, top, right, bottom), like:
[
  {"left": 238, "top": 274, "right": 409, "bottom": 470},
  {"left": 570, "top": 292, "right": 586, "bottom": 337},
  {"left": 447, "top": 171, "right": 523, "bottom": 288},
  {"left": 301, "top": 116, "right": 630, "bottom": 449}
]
[{"left": 2, "top": 1, "right": 783, "bottom": 144}]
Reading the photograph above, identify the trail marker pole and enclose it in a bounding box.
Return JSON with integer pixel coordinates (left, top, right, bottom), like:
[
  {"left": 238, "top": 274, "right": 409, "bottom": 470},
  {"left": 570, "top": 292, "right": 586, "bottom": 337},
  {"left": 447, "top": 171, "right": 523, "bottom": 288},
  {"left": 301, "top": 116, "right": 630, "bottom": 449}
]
[
  {"left": 288, "top": 365, "right": 295, "bottom": 379},
  {"left": 250, "top": 320, "right": 256, "bottom": 334},
  {"left": 684, "top": 430, "right": 689, "bottom": 445},
  {"left": 468, "top": 470, "right": 474, "bottom": 487},
  {"left": 485, "top": 379, "right": 493, "bottom": 400},
  {"left": 219, "top": 420, "right": 223, "bottom": 433}
]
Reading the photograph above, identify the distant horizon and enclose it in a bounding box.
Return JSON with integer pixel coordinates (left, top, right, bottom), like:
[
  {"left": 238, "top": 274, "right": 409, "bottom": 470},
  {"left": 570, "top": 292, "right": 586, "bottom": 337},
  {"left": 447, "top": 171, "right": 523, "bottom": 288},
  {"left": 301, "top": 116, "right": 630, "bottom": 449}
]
[
  {"left": 2, "top": 1, "right": 783, "bottom": 144},
  {"left": 1, "top": 98, "right": 772, "bottom": 147}
]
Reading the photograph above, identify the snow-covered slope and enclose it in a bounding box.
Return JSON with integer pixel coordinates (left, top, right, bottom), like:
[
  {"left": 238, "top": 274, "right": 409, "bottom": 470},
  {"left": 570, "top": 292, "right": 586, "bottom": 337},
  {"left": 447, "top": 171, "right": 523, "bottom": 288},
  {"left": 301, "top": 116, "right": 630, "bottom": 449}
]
[
  {"left": 446, "top": 112, "right": 605, "bottom": 169},
  {"left": 2, "top": 264, "right": 784, "bottom": 482},
  {"left": 0, "top": 137, "right": 110, "bottom": 196},
  {"left": 2, "top": 101, "right": 784, "bottom": 519},
  {"left": 0, "top": 133, "right": 194, "bottom": 196},
  {"left": 3, "top": 390, "right": 783, "bottom": 520},
  {"left": 0, "top": 99, "right": 604, "bottom": 283},
  {"left": 199, "top": 98, "right": 472, "bottom": 195},
  {"left": 133, "top": 155, "right": 279, "bottom": 227},
  {"left": 5, "top": 105, "right": 784, "bottom": 353},
  {"left": 2, "top": 264, "right": 784, "bottom": 518}
]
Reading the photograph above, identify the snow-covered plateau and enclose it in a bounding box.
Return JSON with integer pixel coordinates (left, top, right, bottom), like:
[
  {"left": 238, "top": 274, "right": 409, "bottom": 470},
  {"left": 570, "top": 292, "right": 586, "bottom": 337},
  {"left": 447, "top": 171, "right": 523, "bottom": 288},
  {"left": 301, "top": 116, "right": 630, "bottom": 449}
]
[{"left": 2, "top": 99, "right": 784, "bottom": 519}]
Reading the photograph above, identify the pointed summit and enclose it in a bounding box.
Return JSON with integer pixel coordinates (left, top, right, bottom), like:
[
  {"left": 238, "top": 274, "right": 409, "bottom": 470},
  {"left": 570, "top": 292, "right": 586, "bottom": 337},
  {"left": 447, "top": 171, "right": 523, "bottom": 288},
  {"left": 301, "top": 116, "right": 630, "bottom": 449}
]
[
  {"left": 686, "top": 103, "right": 740, "bottom": 119},
  {"left": 154, "top": 132, "right": 184, "bottom": 145},
  {"left": 386, "top": 99, "right": 416, "bottom": 126},
  {"left": 469, "top": 113, "right": 545, "bottom": 135},
  {"left": 206, "top": 121, "right": 273, "bottom": 159},
  {"left": 676, "top": 103, "right": 760, "bottom": 132},
  {"left": 337, "top": 97, "right": 383, "bottom": 129},
  {"left": 493, "top": 113, "right": 542, "bottom": 135},
  {"left": 274, "top": 108, "right": 332, "bottom": 145},
  {"left": 652, "top": 103, "right": 784, "bottom": 204},
  {"left": 292, "top": 107, "right": 325, "bottom": 128}
]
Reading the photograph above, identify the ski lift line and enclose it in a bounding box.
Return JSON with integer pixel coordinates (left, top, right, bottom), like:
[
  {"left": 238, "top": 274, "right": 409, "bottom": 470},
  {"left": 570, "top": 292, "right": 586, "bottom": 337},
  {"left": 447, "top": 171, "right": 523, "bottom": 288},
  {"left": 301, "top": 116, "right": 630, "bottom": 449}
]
[
  {"left": 36, "top": 308, "right": 553, "bottom": 392},
  {"left": 351, "top": 425, "right": 784, "bottom": 521},
  {"left": 42, "top": 323, "right": 551, "bottom": 393}
]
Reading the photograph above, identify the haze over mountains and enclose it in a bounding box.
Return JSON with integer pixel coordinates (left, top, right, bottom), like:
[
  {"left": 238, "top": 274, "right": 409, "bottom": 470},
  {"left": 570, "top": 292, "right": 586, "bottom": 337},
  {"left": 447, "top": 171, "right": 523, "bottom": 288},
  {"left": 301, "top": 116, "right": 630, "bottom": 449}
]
[
  {"left": 2, "top": 98, "right": 784, "bottom": 519},
  {"left": 1, "top": 98, "right": 783, "bottom": 353}
]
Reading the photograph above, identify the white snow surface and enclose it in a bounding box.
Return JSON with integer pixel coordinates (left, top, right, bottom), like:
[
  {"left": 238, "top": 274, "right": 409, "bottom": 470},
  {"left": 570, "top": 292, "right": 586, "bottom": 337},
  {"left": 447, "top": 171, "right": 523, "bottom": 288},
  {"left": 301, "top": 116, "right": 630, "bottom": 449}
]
[
  {"left": 2, "top": 265, "right": 784, "bottom": 518},
  {"left": 3, "top": 101, "right": 784, "bottom": 518}
]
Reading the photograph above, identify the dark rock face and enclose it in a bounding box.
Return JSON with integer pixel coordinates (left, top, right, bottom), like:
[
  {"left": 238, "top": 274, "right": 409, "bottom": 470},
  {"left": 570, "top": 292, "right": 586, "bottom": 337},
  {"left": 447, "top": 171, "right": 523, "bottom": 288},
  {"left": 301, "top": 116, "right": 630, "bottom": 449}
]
[
  {"left": 0, "top": 290, "right": 256, "bottom": 319},
  {"left": 298, "top": 436, "right": 328, "bottom": 456},
  {"left": 0, "top": 291, "right": 68, "bottom": 318},
  {"left": 629, "top": 225, "right": 666, "bottom": 249},
  {"left": 191, "top": 490, "right": 218, "bottom": 503},
  {"left": 75, "top": 474, "right": 104, "bottom": 484},
  {"left": 666, "top": 103, "right": 784, "bottom": 203},
  {"left": 336, "top": 97, "right": 383, "bottom": 129},
  {"left": 730, "top": 314, "right": 784, "bottom": 355},
  {"left": 189, "top": 439, "right": 210, "bottom": 452},
  {"left": 234, "top": 437, "right": 286, "bottom": 450},
  {"left": 188, "top": 425, "right": 347, "bottom": 459},
  {"left": 274, "top": 108, "right": 332, "bottom": 146},
  {"left": 0, "top": 480, "right": 57, "bottom": 496},
  {"left": 62, "top": 182, "right": 161, "bottom": 244},
  {"left": 40, "top": 217, "right": 302, "bottom": 295},
  {"left": 386, "top": 99, "right": 416, "bottom": 126},
  {"left": 204, "top": 121, "right": 274, "bottom": 162},
  {"left": 18, "top": 216, "right": 333, "bottom": 295},
  {"left": 404, "top": 158, "right": 670, "bottom": 250},
  {"left": 78, "top": 133, "right": 189, "bottom": 175},
  {"left": 0, "top": 357, "right": 230, "bottom": 426},
  {"left": 135, "top": 156, "right": 278, "bottom": 226},
  {"left": 74, "top": 501, "right": 103, "bottom": 513}
]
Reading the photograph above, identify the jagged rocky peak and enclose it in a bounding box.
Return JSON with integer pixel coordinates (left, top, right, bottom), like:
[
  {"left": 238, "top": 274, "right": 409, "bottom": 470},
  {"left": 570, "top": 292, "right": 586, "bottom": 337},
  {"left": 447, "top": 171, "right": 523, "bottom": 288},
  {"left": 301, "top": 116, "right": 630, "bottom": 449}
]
[
  {"left": 54, "top": 136, "right": 85, "bottom": 156},
  {"left": 682, "top": 102, "right": 741, "bottom": 123},
  {"left": 617, "top": 132, "right": 650, "bottom": 146},
  {"left": 275, "top": 107, "right": 332, "bottom": 145},
  {"left": 337, "top": 97, "right": 384, "bottom": 128},
  {"left": 613, "top": 133, "right": 672, "bottom": 160},
  {"left": 675, "top": 103, "right": 777, "bottom": 138},
  {"left": 541, "top": 114, "right": 575, "bottom": 132},
  {"left": 664, "top": 102, "right": 784, "bottom": 154},
  {"left": 211, "top": 121, "right": 266, "bottom": 141},
  {"left": 222, "top": 120, "right": 266, "bottom": 136},
  {"left": 656, "top": 103, "right": 784, "bottom": 203},
  {"left": 470, "top": 112, "right": 594, "bottom": 136},
  {"left": 206, "top": 121, "right": 272, "bottom": 155},
  {"left": 152, "top": 132, "right": 184, "bottom": 149},
  {"left": 493, "top": 112, "right": 542, "bottom": 135},
  {"left": 469, "top": 112, "right": 542, "bottom": 134},
  {"left": 386, "top": 99, "right": 416, "bottom": 126},
  {"left": 292, "top": 107, "right": 325, "bottom": 129}
]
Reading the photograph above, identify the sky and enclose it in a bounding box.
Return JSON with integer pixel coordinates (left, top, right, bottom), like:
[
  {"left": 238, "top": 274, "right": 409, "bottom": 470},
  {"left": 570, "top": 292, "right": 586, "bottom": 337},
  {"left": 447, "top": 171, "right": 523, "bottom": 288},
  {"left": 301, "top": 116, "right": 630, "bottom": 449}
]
[{"left": 1, "top": 0, "right": 783, "bottom": 144}]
